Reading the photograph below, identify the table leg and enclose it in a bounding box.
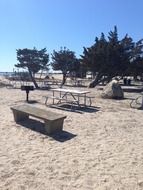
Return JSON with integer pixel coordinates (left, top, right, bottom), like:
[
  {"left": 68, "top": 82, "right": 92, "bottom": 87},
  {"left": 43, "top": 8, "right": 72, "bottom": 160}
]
[
  {"left": 70, "top": 93, "right": 80, "bottom": 107},
  {"left": 53, "top": 91, "right": 55, "bottom": 104},
  {"left": 26, "top": 90, "right": 29, "bottom": 102},
  {"left": 84, "top": 94, "right": 86, "bottom": 106},
  {"left": 78, "top": 95, "right": 79, "bottom": 104},
  {"left": 60, "top": 91, "right": 62, "bottom": 103}
]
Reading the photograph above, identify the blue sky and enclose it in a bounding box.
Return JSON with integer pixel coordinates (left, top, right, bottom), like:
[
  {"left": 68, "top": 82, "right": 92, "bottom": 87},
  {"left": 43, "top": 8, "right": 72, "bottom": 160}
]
[{"left": 0, "top": 0, "right": 143, "bottom": 72}]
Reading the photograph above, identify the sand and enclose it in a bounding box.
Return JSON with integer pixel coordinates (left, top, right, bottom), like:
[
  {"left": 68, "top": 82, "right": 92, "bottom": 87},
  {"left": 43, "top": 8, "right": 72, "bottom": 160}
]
[{"left": 0, "top": 77, "right": 143, "bottom": 190}]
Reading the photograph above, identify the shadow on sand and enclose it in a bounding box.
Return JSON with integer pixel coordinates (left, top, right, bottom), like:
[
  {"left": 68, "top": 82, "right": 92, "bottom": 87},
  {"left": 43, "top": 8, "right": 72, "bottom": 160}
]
[
  {"left": 48, "top": 104, "right": 100, "bottom": 114},
  {"left": 120, "top": 83, "right": 143, "bottom": 93},
  {"left": 17, "top": 118, "right": 76, "bottom": 142}
]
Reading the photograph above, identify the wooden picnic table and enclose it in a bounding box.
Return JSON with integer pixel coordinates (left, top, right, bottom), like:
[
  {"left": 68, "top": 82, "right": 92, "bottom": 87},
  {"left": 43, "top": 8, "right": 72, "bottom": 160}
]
[{"left": 44, "top": 88, "right": 94, "bottom": 107}]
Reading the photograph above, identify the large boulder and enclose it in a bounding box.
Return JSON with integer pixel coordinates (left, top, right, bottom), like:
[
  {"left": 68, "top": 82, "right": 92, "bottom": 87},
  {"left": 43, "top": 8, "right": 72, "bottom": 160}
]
[{"left": 101, "top": 79, "right": 124, "bottom": 99}]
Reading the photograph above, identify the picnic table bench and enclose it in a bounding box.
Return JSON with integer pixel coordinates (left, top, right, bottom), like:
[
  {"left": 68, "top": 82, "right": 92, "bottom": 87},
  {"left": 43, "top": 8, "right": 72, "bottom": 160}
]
[{"left": 11, "top": 104, "right": 67, "bottom": 134}]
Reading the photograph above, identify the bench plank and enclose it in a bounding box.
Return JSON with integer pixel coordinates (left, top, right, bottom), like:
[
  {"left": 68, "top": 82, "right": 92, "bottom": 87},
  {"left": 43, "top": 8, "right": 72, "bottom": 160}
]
[{"left": 11, "top": 104, "right": 67, "bottom": 134}]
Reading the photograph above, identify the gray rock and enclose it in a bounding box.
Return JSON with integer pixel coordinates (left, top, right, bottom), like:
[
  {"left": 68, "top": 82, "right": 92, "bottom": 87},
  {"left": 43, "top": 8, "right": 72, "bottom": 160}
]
[{"left": 101, "top": 80, "right": 124, "bottom": 99}]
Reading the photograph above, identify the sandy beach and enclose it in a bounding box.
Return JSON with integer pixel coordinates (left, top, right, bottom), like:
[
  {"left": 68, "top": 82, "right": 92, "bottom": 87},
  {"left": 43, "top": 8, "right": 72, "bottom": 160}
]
[{"left": 0, "top": 77, "right": 143, "bottom": 190}]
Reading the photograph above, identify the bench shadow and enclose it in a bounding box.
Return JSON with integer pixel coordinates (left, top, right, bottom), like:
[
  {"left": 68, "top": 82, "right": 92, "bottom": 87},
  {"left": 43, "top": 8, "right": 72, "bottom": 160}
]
[
  {"left": 49, "top": 131, "right": 77, "bottom": 142},
  {"left": 49, "top": 104, "right": 100, "bottom": 114},
  {"left": 17, "top": 118, "right": 76, "bottom": 142}
]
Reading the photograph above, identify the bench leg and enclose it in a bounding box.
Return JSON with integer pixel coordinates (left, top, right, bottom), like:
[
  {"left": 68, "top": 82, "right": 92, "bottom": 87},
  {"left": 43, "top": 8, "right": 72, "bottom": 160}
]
[
  {"left": 45, "top": 97, "right": 48, "bottom": 105},
  {"left": 12, "top": 110, "right": 29, "bottom": 122},
  {"left": 88, "top": 97, "right": 92, "bottom": 106},
  {"left": 44, "top": 118, "right": 65, "bottom": 134}
]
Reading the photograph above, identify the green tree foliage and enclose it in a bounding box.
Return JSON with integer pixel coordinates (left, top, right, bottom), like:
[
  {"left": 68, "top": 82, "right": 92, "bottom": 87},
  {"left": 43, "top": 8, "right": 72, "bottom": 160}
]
[
  {"left": 128, "top": 39, "right": 143, "bottom": 78},
  {"left": 81, "top": 26, "right": 143, "bottom": 87},
  {"left": 51, "top": 47, "right": 80, "bottom": 85},
  {"left": 15, "top": 47, "right": 49, "bottom": 88}
]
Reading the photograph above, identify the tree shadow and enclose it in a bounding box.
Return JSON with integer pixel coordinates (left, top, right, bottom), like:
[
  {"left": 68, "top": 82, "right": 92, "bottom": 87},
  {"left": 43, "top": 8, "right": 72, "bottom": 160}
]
[
  {"left": 137, "top": 107, "right": 143, "bottom": 110},
  {"left": 122, "top": 87, "right": 143, "bottom": 93},
  {"left": 37, "top": 86, "right": 51, "bottom": 90},
  {"left": 122, "top": 97, "right": 135, "bottom": 100},
  {"left": 17, "top": 118, "right": 76, "bottom": 142}
]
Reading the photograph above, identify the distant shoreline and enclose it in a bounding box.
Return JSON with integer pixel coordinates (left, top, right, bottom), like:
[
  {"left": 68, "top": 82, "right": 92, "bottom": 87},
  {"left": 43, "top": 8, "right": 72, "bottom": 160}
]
[
  {"left": 0, "top": 71, "right": 62, "bottom": 77},
  {"left": 0, "top": 72, "right": 14, "bottom": 76}
]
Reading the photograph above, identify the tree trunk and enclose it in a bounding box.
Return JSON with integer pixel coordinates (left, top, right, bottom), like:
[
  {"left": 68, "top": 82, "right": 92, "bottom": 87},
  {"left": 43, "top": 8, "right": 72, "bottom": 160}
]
[
  {"left": 28, "top": 69, "right": 39, "bottom": 89},
  {"left": 39, "top": 70, "right": 43, "bottom": 79},
  {"left": 88, "top": 72, "right": 116, "bottom": 88},
  {"left": 88, "top": 73, "right": 103, "bottom": 88},
  {"left": 61, "top": 73, "right": 67, "bottom": 86}
]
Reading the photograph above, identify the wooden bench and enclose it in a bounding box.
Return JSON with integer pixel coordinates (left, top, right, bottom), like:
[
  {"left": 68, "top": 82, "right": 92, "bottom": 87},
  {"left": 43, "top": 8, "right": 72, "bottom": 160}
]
[{"left": 11, "top": 104, "right": 67, "bottom": 134}]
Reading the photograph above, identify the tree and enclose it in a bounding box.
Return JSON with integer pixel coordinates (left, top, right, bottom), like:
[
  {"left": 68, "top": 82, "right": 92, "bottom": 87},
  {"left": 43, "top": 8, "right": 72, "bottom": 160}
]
[
  {"left": 128, "top": 39, "right": 143, "bottom": 79},
  {"left": 15, "top": 47, "right": 49, "bottom": 88},
  {"left": 81, "top": 26, "right": 133, "bottom": 87},
  {"left": 81, "top": 32, "right": 109, "bottom": 87},
  {"left": 51, "top": 47, "right": 79, "bottom": 85}
]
